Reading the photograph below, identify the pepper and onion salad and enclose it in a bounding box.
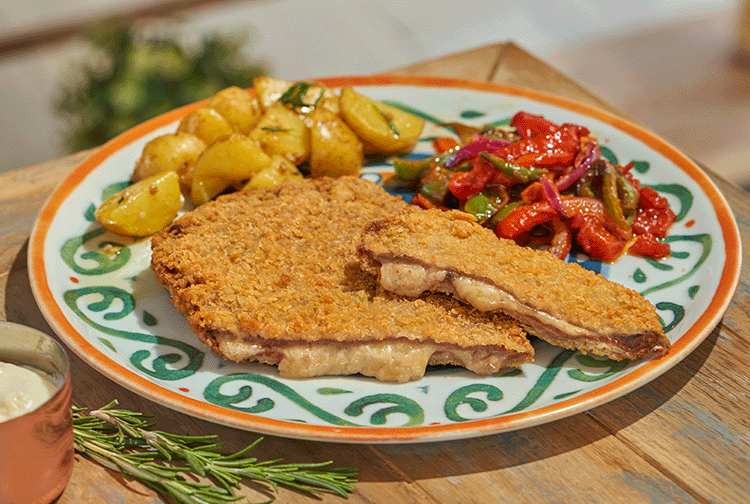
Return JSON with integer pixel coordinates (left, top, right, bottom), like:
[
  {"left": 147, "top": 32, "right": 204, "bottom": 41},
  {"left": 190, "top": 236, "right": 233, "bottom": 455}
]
[{"left": 393, "top": 111, "right": 676, "bottom": 262}]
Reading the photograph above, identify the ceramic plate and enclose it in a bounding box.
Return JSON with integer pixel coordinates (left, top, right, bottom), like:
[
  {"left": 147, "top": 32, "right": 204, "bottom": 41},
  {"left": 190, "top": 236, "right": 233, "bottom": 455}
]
[{"left": 29, "top": 76, "right": 741, "bottom": 443}]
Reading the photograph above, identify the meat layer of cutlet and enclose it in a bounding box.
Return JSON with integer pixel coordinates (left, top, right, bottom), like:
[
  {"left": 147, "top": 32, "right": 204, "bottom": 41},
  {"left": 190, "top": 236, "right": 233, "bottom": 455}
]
[
  {"left": 358, "top": 208, "right": 670, "bottom": 361},
  {"left": 150, "top": 177, "right": 532, "bottom": 381}
]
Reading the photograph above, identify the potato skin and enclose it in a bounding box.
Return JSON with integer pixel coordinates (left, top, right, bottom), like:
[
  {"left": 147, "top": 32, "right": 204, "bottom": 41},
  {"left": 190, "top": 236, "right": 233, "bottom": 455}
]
[
  {"left": 249, "top": 103, "right": 310, "bottom": 165},
  {"left": 339, "top": 85, "right": 424, "bottom": 154},
  {"left": 95, "top": 171, "right": 183, "bottom": 237},
  {"left": 176, "top": 107, "right": 234, "bottom": 146},
  {"left": 253, "top": 76, "right": 295, "bottom": 111},
  {"left": 131, "top": 133, "right": 206, "bottom": 189},
  {"left": 190, "top": 134, "right": 272, "bottom": 205},
  {"left": 207, "top": 86, "right": 261, "bottom": 134},
  {"left": 244, "top": 155, "right": 303, "bottom": 189},
  {"left": 308, "top": 107, "right": 364, "bottom": 178}
]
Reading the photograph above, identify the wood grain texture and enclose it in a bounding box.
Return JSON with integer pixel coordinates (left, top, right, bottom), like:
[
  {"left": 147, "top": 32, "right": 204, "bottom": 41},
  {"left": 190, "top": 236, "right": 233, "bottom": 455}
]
[{"left": 0, "top": 42, "right": 747, "bottom": 504}]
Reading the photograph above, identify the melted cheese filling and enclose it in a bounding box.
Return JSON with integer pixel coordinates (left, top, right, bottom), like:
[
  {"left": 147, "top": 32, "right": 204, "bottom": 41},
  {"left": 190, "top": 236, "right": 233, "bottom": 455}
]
[
  {"left": 379, "top": 260, "right": 588, "bottom": 338},
  {"left": 216, "top": 337, "right": 519, "bottom": 383}
]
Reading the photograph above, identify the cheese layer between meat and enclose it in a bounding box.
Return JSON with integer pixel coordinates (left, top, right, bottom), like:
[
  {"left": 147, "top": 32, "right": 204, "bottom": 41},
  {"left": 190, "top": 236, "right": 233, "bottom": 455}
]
[
  {"left": 380, "top": 260, "right": 589, "bottom": 338},
  {"left": 214, "top": 335, "right": 526, "bottom": 383}
]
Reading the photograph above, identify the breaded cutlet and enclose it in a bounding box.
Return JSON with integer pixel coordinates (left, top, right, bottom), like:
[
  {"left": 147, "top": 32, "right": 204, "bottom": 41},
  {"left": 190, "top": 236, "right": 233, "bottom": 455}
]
[
  {"left": 150, "top": 177, "right": 532, "bottom": 382},
  {"left": 358, "top": 208, "right": 670, "bottom": 361}
]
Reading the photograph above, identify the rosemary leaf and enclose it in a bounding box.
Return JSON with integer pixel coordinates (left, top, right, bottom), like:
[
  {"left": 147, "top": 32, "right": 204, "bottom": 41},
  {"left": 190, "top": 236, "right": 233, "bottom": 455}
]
[
  {"left": 371, "top": 104, "right": 400, "bottom": 138},
  {"left": 277, "top": 81, "right": 323, "bottom": 110},
  {"left": 72, "top": 401, "right": 357, "bottom": 504}
]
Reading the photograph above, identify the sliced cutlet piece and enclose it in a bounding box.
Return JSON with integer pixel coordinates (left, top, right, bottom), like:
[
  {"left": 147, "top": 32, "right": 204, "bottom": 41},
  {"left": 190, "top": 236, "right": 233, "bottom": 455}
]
[
  {"left": 151, "top": 177, "right": 532, "bottom": 382},
  {"left": 358, "top": 208, "right": 670, "bottom": 361}
]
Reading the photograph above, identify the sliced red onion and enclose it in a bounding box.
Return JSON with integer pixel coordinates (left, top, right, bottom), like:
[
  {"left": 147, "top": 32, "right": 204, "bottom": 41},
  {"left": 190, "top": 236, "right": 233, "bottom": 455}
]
[
  {"left": 541, "top": 175, "right": 570, "bottom": 219},
  {"left": 556, "top": 140, "right": 598, "bottom": 191},
  {"left": 444, "top": 138, "right": 512, "bottom": 168}
]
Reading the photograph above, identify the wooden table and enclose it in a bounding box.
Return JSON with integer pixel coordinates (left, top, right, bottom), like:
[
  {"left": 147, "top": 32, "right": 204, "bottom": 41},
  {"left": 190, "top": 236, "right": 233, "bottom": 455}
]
[{"left": 2, "top": 42, "right": 748, "bottom": 503}]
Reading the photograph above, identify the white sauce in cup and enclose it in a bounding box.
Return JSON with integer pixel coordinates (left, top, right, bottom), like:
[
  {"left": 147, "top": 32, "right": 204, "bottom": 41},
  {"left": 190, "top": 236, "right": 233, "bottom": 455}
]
[{"left": 0, "top": 361, "right": 58, "bottom": 422}]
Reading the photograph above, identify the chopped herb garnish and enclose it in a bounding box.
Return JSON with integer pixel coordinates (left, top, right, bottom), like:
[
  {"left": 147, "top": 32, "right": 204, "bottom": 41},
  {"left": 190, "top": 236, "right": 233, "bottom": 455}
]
[
  {"left": 372, "top": 104, "right": 400, "bottom": 138},
  {"left": 261, "top": 126, "right": 290, "bottom": 132},
  {"left": 278, "top": 81, "right": 324, "bottom": 110}
]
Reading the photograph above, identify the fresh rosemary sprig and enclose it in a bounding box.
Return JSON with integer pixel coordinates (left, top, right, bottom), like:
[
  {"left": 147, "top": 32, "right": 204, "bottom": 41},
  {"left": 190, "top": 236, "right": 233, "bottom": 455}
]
[{"left": 73, "top": 401, "right": 357, "bottom": 504}]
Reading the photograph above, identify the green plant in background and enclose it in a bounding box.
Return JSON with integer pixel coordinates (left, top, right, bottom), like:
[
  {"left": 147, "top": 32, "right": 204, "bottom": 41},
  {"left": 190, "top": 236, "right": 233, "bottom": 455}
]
[{"left": 55, "top": 18, "right": 267, "bottom": 152}]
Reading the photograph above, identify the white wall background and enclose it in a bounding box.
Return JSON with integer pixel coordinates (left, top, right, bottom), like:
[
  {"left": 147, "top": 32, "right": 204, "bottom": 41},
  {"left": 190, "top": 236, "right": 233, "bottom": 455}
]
[{"left": 0, "top": 0, "right": 745, "bottom": 185}]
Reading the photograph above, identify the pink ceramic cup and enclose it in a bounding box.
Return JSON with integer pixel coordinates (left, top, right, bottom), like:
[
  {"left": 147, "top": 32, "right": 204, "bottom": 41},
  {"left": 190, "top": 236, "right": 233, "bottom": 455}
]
[{"left": 0, "top": 321, "right": 74, "bottom": 504}]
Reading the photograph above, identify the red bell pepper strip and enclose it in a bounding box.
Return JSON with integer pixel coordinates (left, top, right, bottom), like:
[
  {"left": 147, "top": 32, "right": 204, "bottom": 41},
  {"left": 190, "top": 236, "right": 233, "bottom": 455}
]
[
  {"left": 570, "top": 214, "right": 629, "bottom": 262},
  {"left": 496, "top": 204, "right": 557, "bottom": 240},
  {"left": 631, "top": 185, "right": 675, "bottom": 238},
  {"left": 497, "top": 196, "right": 630, "bottom": 261},
  {"left": 493, "top": 123, "right": 589, "bottom": 168},
  {"left": 433, "top": 136, "right": 460, "bottom": 154},
  {"left": 629, "top": 233, "right": 670, "bottom": 259},
  {"left": 548, "top": 218, "right": 572, "bottom": 260},
  {"left": 447, "top": 159, "right": 494, "bottom": 199},
  {"left": 521, "top": 182, "right": 543, "bottom": 203},
  {"left": 638, "top": 185, "right": 670, "bottom": 210},
  {"left": 510, "top": 111, "right": 559, "bottom": 139},
  {"left": 447, "top": 155, "right": 518, "bottom": 200},
  {"left": 411, "top": 192, "right": 438, "bottom": 209},
  {"left": 495, "top": 197, "right": 605, "bottom": 239},
  {"left": 632, "top": 207, "right": 676, "bottom": 238}
]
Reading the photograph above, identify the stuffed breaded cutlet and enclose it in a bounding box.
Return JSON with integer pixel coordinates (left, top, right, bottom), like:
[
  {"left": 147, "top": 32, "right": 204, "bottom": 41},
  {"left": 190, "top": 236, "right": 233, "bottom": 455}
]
[
  {"left": 358, "top": 208, "right": 670, "bottom": 361},
  {"left": 150, "top": 177, "right": 532, "bottom": 382}
]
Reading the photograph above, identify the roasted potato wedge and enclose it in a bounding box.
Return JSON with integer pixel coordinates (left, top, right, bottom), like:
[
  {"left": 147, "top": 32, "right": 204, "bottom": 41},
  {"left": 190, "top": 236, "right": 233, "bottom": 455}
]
[
  {"left": 308, "top": 107, "right": 364, "bottom": 178},
  {"left": 249, "top": 103, "right": 311, "bottom": 164},
  {"left": 176, "top": 107, "right": 234, "bottom": 146},
  {"left": 339, "top": 85, "right": 424, "bottom": 154},
  {"left": 207, "top": 86, "right": 261, "bottom": 135},
  {"left": 243, "top": 155, "right": 303, "bottom": 190},
  {"left": 95, "top": 171, "right": 182, "bottom": 237},
  {"left": 191, "top": 134, "right": 272, "bottom": 205},
  {"left": 131, "top": 133, "right": 206, "bottom": 189}
]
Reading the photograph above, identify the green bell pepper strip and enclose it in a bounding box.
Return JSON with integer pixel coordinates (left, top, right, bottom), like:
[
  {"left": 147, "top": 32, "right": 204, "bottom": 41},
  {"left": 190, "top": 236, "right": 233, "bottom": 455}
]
[
  {"left": 464, "top": 193, "right": 494, "bottom": 222},
  {"left": 464, "top": 190, "right": 509, "bottom": 225},
  {"left": 602, "top": 161, "right": 631, "bottom": 231},
  {"left": 616, "top": 171, "right": 640, "bottom": 224},
  {"left": 393, "top": 150, "right": 455, "bottom": 181},
  {"left": 479, "top": 152, "right": 548, "bottom": 183},
  {"left": 393, "top": 157, "right": 433, "bottom": 181},
  {"left": 420, "top": 179, "right": 449, "bottom": 204}
]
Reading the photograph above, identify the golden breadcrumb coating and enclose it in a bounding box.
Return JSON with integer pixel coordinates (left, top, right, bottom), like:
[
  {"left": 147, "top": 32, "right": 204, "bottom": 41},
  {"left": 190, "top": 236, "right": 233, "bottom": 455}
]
[
  {"left": 150, "top": 177, "right": 532, "bottom": 380},
  {"left": 358, "top": 208, "right": 670, "bottom": 360}
]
